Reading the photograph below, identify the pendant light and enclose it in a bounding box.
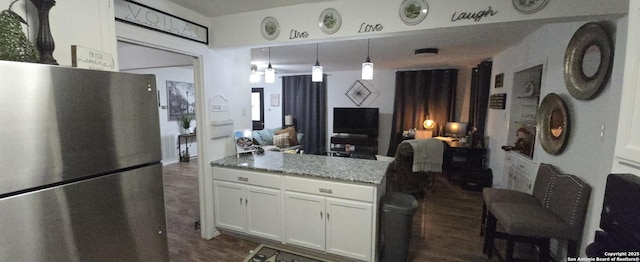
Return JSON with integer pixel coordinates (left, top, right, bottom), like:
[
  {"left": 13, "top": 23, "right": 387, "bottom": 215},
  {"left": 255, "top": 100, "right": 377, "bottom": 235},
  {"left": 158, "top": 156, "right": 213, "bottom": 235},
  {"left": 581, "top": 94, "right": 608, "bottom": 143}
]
[
  {"left": 362, "top": 39, "right": 374, "bottom": 80},
  {"left": 265, "top": 47, "right": 275, "bottom": 83},
  {"left": 312, "top": 43, "right": 323, "bottom": 82}
]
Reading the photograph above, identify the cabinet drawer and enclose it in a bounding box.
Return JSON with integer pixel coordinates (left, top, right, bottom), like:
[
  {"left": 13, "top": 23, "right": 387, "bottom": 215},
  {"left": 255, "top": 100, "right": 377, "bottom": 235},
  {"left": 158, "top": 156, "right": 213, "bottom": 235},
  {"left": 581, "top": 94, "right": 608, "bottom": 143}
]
[
  {"left": 284, "top": 176, "right": 374, "bottom": 202},
  {"left": 212, "top": 167, "right": 281, "bottom": 189}
]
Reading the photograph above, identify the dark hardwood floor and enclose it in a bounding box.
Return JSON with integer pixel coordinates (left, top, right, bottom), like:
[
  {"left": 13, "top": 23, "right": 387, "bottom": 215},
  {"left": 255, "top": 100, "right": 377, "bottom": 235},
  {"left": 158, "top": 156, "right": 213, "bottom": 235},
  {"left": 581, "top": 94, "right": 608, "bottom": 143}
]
[{"left": 162, "top": 159, "right": 514, "bottom": 262}]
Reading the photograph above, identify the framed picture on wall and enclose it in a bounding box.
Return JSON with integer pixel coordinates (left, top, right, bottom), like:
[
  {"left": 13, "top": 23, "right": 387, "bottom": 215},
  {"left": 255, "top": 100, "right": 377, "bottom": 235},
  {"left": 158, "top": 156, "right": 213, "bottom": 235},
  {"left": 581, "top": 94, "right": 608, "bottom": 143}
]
[
  {"left": 167, "top": 80, "right": 195, "bottom": 121},
  {"left": 495, "top": 73, "right": 504, "bottom": 88},
  {"left": 271, "top": 94, "right": 280, "bottom": 106}
]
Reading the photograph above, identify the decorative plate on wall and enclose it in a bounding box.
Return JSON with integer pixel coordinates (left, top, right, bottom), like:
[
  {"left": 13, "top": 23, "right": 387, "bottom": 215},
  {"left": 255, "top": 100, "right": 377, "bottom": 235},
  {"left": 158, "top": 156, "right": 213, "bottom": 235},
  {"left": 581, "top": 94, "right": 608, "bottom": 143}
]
[
  {"left": 399, "top": 0, "right": 428, "bottom": 26},
  {"left": 563, "top": 22, "right": 613, "bottom": 100},
  {"left": 345, "top": 80, "right": 372, "bottom": 106},
  {"left": 536, "top": 93, "right": 569, "bottom": 155},
  {"left": 261, "top": 16, "right": 280, "bottom": 41},
  {"left": 513, "top": 0, "right": 549, "bottom": 14},
  {"left": 319, "top": 8, "right": 342, "bottom": 34}
]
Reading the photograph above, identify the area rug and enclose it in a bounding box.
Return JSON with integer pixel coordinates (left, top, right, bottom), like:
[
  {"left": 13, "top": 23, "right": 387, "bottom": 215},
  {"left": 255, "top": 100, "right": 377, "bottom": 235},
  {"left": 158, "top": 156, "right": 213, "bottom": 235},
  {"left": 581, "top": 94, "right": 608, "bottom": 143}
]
[{"left": 243, "top": 244, "right": 331, "bottom": 262}]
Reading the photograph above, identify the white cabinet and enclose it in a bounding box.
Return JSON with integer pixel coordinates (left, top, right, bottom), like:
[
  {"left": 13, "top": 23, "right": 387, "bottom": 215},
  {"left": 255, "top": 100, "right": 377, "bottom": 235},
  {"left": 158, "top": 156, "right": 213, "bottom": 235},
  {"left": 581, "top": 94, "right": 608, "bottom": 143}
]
[
  {"left": 284, "top": 192, "right": 326, "bottom": 251},
  {"left": 325, "top": 198, "right": 373, "bottom": 261},
  {"left": 613, "top": 0, "right": 640, "bottom": 172},
  {"left": 503, "top": 152, "right": 537, "bottom": 193},
  {"left": 284, "top": 191, "right": 373, "bottom": 261},
  {"left": 213, "top": 180, "right": 282, "bottom": 242}
]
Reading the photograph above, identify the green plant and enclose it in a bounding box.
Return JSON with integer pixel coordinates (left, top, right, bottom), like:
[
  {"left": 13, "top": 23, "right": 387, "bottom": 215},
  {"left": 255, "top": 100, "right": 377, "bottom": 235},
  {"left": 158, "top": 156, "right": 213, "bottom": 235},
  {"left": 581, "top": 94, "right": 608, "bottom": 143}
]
[
  {"left": 0, "top": 0, "right": 39, "bottom": 62},
  {"left": 179, "top": 114, "right": 193, "bottom": 129}
]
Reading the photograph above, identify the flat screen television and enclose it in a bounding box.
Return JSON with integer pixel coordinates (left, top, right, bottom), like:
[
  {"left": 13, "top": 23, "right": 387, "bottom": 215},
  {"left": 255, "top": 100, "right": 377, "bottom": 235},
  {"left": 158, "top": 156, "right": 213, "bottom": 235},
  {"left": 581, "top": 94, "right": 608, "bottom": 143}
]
[
  {"left": 443, "top": 122, "right": 468, "bottom": 137},
  {"left": 333, "top": 107, "right": 379, "bottom": 137}
]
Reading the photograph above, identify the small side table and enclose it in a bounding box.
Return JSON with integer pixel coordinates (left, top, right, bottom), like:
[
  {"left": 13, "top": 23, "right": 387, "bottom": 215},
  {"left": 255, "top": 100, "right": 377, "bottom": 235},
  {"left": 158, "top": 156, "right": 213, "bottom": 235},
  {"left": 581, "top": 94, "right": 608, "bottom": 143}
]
[{"left": 178, "top": 133, "right": 196, "bottom": 162}]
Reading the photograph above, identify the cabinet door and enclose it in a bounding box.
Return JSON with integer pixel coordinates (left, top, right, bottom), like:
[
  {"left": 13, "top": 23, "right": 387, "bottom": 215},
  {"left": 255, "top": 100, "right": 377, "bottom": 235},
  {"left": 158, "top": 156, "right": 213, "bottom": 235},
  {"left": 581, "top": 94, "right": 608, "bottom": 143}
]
[
  {"left": 213, "top": 181, "right": 247, "bottom": 232},
  {"left": 325, "top": 198, "right": 373, "bottom": 261},
  {"left": 246, "top": 185, "right": 282, "bottom": 242},
  {"left": 284, "top": 192, "right": 325, "bottom": 251}
]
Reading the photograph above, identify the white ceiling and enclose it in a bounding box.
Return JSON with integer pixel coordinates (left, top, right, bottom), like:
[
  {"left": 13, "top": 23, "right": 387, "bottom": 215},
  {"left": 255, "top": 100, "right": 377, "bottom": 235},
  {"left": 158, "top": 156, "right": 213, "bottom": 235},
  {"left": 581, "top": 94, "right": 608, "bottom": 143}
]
[{"left": 149, "top": 1, "right": 554, "bottom": 74}]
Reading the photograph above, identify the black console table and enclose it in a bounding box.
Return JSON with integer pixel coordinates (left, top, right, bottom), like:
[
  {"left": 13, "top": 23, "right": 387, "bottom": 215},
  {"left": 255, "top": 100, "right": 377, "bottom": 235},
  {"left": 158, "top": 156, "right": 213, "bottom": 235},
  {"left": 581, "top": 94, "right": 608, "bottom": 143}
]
[
  {"left": 443, "top": 141, "right": 490, "bottom": 190},
  {"left": 178, "top": 133, "right": 196, "bottom": 162}
]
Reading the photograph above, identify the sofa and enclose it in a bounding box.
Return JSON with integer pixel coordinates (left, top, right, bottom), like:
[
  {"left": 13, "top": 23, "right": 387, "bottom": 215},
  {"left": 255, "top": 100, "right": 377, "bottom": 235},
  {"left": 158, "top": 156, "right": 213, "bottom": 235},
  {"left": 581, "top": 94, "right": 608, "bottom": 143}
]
[{"left": 252, "top": 127, "right": 303, "bottom": 152}]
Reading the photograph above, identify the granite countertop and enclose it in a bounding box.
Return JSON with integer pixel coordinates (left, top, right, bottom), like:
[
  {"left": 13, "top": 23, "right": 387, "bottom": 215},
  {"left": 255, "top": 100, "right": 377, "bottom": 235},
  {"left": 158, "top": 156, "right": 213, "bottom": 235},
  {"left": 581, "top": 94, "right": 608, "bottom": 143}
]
[{"left": 210, "top": 151, "right": 390, "bottom": 185}]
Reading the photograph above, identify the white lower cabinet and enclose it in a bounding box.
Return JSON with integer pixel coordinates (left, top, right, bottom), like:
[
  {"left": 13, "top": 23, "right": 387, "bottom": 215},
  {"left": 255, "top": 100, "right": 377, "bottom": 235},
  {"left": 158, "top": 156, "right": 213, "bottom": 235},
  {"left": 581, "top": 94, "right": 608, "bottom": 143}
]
[
  {"left": 213, "top": 180, "right": 282, "bottom": 242},
  {"left": 284, "top": 191, "right": 373, "bottom": 261}
]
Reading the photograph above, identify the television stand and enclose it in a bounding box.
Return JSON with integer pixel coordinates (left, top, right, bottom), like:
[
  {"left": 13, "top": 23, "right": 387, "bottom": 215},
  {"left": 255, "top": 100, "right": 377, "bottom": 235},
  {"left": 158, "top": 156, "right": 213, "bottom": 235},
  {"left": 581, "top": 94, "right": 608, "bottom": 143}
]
[{"left": 330, "top": 134, "right": 377, "bottom": 157}]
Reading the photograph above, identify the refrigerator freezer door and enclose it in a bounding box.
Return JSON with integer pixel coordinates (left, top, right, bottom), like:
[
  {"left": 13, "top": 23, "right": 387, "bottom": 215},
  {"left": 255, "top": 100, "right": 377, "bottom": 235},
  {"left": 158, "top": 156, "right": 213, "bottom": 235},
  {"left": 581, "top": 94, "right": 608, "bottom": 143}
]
[
  {"left": 0, "top": 61, "right": 161, "bottom": 196},
  {"left": 0, "top": 164, "right": 168, "bottom": 261}
]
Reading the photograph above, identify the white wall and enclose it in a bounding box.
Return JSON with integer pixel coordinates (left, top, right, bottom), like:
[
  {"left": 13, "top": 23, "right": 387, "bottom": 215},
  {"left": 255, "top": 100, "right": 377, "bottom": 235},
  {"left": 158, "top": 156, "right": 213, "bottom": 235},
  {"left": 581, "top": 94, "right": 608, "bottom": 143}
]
[
  {"left": 487, "top": 18, "right": 628, "bottom": 256},
  {"left": 327, "top": 70, "right": 396, "bottom": 155},
  {"left": 251, "top": 78, "right": 283, "bottom": 129},
  {"left": 123, "top": 66, "right": 197, "bottom": 164}
]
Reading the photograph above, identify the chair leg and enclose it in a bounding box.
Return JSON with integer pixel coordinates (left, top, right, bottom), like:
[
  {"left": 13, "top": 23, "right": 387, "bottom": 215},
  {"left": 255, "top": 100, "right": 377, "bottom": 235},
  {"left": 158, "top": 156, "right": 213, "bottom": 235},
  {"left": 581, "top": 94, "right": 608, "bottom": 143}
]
[
  {"left": 538, "top": 238, "right": 550, "bottom": 262},
  {"left": 505, "top": 235, "right": 515, "bottom": 262},
  {"left": 485, "top": 212, "right": 496, "bottom": 257},
  {"left": 480, "top": 201, "right": 487, "bottom": 236}
]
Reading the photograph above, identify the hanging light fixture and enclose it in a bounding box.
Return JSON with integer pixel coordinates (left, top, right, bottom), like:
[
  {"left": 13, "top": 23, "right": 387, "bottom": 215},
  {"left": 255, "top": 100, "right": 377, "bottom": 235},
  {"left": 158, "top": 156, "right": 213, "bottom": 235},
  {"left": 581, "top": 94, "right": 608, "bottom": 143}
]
[
  {"left": 312, "top": 43, "right": 323, "bottom": 82},
  {"left": 265, "top": 47, "right": 275, "bottom": 83},
  {"left": 362, "top": 39, "right": 374, "bottom": 80}
]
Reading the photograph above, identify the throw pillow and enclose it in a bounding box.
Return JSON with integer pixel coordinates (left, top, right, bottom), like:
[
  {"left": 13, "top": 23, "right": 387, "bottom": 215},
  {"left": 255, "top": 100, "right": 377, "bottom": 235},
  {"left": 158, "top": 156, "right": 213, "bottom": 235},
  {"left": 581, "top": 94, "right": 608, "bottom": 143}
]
[
  {"left": 273, "top": 133, "right": 290, "bottom": 148},
  {"left": 275, "top": 126, "right": 299, "bottom": 146}
]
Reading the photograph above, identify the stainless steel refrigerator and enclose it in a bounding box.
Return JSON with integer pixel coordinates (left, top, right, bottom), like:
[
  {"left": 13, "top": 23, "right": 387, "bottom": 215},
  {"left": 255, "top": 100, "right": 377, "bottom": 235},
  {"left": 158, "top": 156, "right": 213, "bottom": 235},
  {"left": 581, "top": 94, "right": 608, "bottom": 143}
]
[{"left": 0, "top": 61, "right": 168, "bottom": 261}]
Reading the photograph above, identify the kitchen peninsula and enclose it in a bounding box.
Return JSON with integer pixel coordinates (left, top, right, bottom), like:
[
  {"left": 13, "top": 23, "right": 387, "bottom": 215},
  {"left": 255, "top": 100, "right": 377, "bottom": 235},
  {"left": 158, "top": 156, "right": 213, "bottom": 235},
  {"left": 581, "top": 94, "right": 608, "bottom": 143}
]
[{"left": 210, "top": 152, "right": 389, "bottom": 261}]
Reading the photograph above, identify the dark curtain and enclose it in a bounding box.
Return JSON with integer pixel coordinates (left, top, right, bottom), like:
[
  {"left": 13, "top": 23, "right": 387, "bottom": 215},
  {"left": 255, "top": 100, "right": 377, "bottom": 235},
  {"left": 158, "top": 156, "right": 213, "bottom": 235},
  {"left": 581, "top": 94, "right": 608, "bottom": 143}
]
[
  {"left": 282, "top": 75, "right": 327, "bottom": 155},
  {"left": 469, "top": 61, "right": 492, "bottom": 134},
  {"left": 387, "top": 69, "right": 458, "bottom": 156}
]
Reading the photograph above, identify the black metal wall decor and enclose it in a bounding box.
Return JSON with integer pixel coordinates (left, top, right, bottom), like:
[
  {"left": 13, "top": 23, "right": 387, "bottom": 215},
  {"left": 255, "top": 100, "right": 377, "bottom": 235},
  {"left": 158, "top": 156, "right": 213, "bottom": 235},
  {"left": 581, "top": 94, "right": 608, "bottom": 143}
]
[{"left": 31, "top": 0, "right": 57, "bottom": 65}]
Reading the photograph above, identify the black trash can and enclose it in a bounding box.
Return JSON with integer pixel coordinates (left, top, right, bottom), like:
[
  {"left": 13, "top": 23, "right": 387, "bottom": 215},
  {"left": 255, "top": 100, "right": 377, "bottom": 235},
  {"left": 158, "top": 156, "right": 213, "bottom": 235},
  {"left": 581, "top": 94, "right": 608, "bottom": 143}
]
[{"left": 382, "top": 192, "right": 418, "bottom": 262}]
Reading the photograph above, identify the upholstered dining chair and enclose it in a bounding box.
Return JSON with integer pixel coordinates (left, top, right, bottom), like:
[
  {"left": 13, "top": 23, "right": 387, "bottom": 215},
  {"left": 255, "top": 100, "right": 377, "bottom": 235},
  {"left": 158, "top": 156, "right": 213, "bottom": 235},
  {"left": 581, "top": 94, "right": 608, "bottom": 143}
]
[
  {"left": 485, "top": 173, "right": 591, "bottom": 261},
  {"left": 480, "top": 163, "right": 559, "bottom": 253}
]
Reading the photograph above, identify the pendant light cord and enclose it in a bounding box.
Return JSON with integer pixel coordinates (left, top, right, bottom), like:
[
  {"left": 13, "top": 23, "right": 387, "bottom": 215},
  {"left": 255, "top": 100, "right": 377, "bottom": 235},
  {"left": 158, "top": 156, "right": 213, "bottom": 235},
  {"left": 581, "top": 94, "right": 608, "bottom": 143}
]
[
  {"left": 268, "top": 47, "right": 272, "bottom": 66},
  {"left": 315, "top": 43, "right": 320, "bottom": 66},
  {"left": 366, "top": 39, "right": 371, "bottom": 62}
]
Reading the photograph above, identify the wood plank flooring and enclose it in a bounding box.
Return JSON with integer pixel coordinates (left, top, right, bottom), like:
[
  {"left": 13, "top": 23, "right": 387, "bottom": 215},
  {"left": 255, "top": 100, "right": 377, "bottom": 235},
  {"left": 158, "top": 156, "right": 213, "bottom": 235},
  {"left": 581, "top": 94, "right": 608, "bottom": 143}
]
[{"left": 162, "top": 159, "right": 513, "bottom": 262}]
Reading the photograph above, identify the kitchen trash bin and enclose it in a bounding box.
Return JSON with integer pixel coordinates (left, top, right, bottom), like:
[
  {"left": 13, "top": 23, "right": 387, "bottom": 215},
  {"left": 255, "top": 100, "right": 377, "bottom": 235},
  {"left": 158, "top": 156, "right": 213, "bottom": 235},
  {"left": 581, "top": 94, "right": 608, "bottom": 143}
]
[{"left": 382, "top": 192, "right": 418, "bottom": 262}]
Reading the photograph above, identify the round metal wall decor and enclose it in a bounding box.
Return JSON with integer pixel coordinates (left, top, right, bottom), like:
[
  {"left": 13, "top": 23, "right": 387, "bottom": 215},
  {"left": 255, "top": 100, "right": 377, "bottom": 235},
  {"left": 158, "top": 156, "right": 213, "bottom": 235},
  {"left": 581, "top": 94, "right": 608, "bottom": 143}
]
[
  {"left": 261, "top": 17, "right": 280, "bottom": 41},
  {"left": 536, "top": 93, "right": 569, "bottom": 155},
  {"left": 513, "top": 0, "right": 549, "bottom": 14},
  {"left": 563, "top": 22, "right": 613, "bottom": 100}
]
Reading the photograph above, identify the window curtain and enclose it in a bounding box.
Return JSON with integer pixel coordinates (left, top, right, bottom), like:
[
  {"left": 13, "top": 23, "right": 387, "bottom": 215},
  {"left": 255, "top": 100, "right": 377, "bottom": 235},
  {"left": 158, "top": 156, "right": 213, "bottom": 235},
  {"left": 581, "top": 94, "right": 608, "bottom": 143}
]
[
  {"left": 282, "top": 75, "right": 327, "bottom": 155},
  {"left": 469, "top": 61, "right": 492, "bottom": 134},
  {"left": 387, "top": 69, "right": 458, "bottom": 156}
]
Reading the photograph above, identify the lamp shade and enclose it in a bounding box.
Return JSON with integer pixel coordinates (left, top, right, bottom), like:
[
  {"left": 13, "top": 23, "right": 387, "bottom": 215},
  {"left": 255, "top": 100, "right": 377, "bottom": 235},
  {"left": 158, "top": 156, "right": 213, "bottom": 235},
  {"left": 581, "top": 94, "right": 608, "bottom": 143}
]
[
  {"left": 362, "top": 61, "right": 373, "bottom": 80},
  {"left": 265, "top": 65, "right": 275, "bottom": 83},
  {"left": 284, "top": 115, "right": 293, "bottom": 126},
  {"left": 312, "top": 63, "right": 323, "bottom": 82},
  {"left": 423, "top": 119, "right": 435, "bottom": 129}
]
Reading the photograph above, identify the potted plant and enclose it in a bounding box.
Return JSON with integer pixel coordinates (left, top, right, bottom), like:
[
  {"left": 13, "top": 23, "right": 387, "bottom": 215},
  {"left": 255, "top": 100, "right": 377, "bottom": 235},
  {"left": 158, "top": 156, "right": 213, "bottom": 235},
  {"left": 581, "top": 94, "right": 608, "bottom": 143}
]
[{"left": 179, "top": 114, "right": 193, "bottom": 134}]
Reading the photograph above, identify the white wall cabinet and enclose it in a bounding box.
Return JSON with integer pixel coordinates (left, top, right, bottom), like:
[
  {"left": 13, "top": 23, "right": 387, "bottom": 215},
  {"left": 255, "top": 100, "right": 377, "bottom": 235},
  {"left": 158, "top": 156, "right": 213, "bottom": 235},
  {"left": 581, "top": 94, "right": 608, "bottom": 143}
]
[
  {"left": 284, "top": 191, "right": 373, "bottom": 261},
  {"left": 613, "top": 0, "right": 640, "bottom": 172}
]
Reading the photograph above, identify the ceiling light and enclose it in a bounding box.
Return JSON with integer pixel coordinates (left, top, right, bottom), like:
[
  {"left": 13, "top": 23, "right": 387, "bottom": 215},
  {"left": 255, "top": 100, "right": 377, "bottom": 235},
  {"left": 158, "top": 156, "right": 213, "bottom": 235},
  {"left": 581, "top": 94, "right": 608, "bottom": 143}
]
[
  {"left": 362, "top": 39, "right": 373, "bottom": 80},
  {"left": 312, "top": 43, "right": 323, "bottom": 82},
  {"left": 265, "top": 47, "right": 275, "bottom": 83},
  {"left": 415, "top": 48, "right": 439, "bottom": 56}
]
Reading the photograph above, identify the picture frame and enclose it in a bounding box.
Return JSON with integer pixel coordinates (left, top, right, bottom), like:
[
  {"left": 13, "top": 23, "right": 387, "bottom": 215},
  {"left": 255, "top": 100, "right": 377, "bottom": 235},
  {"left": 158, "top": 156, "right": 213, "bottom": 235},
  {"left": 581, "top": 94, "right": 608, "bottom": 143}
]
[
  {"left": 495, "top": 73, "right": 504, "bottom": 88},
  {"left": 345, "top": 80, "right": 372, "bottom": 106},
  {"left": 271, "top": 94, "right": 280, "bottom": 107},
  {"left": 114, "top": 0, "right": 208, "bottom": 44},
  {"left": 167, "top": 80, "right": 195, "bottom": 121}
]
